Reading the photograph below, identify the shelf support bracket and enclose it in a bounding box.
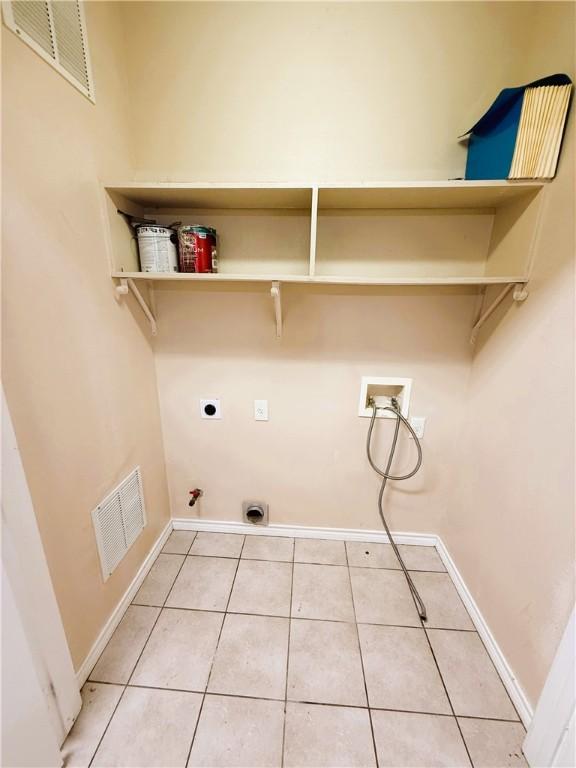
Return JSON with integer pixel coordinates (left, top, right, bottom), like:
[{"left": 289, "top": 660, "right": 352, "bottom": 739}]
[
  {"left": 271, "top": 281, "right": 282, "bottom": 338},
  {"left": 470, "top": 282, "right": 528, "bottom": 344},
  {"left": 115, "top": 278, "right": 157, "bottom": 335}
]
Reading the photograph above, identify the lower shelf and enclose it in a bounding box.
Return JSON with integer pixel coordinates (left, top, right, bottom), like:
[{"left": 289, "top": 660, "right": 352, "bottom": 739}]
[
  {"left": 113, "top": 272, "right": 528, "bottom": 343},
  {"left": 112, "top": 271, "right": 527, "bottom": 287}
]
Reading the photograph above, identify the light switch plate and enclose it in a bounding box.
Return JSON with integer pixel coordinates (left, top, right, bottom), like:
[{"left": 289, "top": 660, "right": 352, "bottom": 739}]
[{"left": 254, "top": 400, "right": 269, "bottom": 421}]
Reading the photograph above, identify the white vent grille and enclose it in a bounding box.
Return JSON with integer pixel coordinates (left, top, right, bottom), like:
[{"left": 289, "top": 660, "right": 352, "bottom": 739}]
[
  {"left": 91, "top": 468, "right": 146, "bottom": 581},
  {"left": 2, "top": 0, "right": 94, "bottom": 101}
]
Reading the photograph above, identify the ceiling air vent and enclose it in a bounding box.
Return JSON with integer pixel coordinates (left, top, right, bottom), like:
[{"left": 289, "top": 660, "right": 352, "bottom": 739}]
[
  {"left": 2, "top": 1, "right": 94, "bottom": 102},
  {"left": 91, "top": 468, "right": 147, "bottom": 581}
]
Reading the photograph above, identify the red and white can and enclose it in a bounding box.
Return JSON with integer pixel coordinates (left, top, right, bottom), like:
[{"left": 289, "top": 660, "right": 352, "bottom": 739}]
[{"left": 177, "top": 226, "right": 218, "bottom": 273}]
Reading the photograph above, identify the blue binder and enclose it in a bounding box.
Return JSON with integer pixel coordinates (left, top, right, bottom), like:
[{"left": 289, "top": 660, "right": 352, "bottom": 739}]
[{"left": 463, "top": 74, "right": 572, "bottom": 180}]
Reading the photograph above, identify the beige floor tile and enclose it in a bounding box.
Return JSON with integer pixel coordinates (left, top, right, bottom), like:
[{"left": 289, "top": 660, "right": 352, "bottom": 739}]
[
  {"left": 61, "top": 682, "right": 123, "bottom": 767},
  {"left": 346, "top": 541, "right": 400, "bottom": 569},
  {"left": 371, "top": 710, "right": 470, "bottom": 767},
  {"left": 288, "top": 619, "right": 367, "bottom": 706},
  {"left": 294, "top": 538, "right": 347, "bottom": 565},
  {"left": 241, "top": 535, "right": 294, "bottom": 562},
  {"left": 228, "top": 560, "right": 292, "bottom": 617},
  {"left": 358, "top": 624, "right": 450, "bottom": 713},
  {"left": 92, "top": 687, "right": 201, "bottom": 767},
  {"left": 189, "top": 532, "right": 244, "bottom": 558},
  {"left": 131, "top": 608, "right": 224, "bottom": 691},
  {"left": 132, "top": 554, "right": 185, "bottom": 606},
  {"left": 399, "top": 545, "right": 446, "bottom": 572},
  {"left": 166, "top": 556, "right": 237, "bottom": 611},
  {"left": 427, "top": 630, "right": 518, "bottom": 720},
  {"left": 284, "top": 702, "right": 376, "bottom": 767},
  {"left": 350, "top": 568, "right": 421, "bottom": 626},
  {"left": 292, "top": 563, "right": 355, "bottom": 621},
  {"left": 458, "top": 718, "right": 528, "bottom": 767},
  {"left": 346, "top": 542, "right": 445, "bottom": 572},
  {"left": 89, "top": 605, "right": 160, "bottom": 684},
  {"left": 411, "top": 572, "right": 474, "bottom": 630},
  {"left": 208, "top": 613, "right": 289, "bottom": 699},
  {"left": 162, "top": 530, "right": 196, "bottom": 555},
  {"left": 188, "top": 694, "right": 285, "bottom": 767}
]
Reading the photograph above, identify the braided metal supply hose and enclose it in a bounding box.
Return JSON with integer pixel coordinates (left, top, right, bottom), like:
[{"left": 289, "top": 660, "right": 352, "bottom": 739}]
[{"left": 366, "top": 398, "right": 427, "bottom": 620}]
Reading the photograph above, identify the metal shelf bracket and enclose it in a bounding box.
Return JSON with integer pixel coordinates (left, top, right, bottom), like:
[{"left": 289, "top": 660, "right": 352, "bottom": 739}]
[
  {"left": 470, "top": 282, "right": 528, "bottom": 344},
  {"left": 115, "top": 278, "right": 157, "bottom": 335},
  {"left": 271, "top": 281, "right": 282, "bottom": 338}
]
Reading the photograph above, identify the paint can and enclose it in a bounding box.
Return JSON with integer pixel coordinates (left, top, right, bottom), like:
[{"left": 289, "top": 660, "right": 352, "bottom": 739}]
[
  {"left": 178, "top": 226, "right": 218, "bottom": 273},
  {"left": 136, "top": 225, "right": 179, "bottom": 273}
]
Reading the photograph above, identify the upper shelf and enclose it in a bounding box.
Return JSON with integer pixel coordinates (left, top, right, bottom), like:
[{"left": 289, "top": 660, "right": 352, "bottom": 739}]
[
  {"left": 105, "top": 180, "right": 544, "bottom": 211},
  {"left": 106, "top": 183, "right": 312, "bottom": 210},
  {"left": 317, "top": 181, "right": 544, "bottom": 210}
]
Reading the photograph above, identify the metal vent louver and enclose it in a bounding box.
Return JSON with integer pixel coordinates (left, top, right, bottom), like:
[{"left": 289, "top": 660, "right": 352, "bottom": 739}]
[
  {"left": 3, "top": 1, "right": 94, "bottom": 101},
  {"left": 91, "top": 468, "right": 146, "bottom": 580}
]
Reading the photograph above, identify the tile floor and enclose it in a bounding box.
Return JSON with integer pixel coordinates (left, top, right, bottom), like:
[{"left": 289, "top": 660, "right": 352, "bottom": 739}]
[{"left": 62, "top": 531, "right": 528, "bottom": 767}]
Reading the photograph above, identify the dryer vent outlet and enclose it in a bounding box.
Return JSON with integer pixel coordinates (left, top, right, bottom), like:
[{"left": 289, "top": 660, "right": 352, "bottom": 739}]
[{"left": 242, "top": 501, "right": 269, "bottom": 526}]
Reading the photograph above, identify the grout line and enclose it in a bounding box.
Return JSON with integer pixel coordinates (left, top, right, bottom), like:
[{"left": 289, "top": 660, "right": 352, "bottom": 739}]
[
  {"left": 425, "top": 627, "right": 523, "bottom": 725},
  {"left": 455, "top": 713, "right": 527, "bottom": 728},
  {"left": 205, "top": 536, "right": 246, "bottom": 692},
  {"left": 86, "top": 545, "right": 195, "bottom": 765},
  {"left": 84, "top": 680, "right": 529, "bottom": 725},
  {"left": 344, "top": 539, "right": 380, "bottom": 768},
  {"left": 181, "top": 550, "right": 446, "bottom": 573},
  {"left": 185, "top": 535, "right": 247, "bottom": 768},
  {"left": 160, "top": 529, "right": 198, "bottom": 557},
  {"left": 184, "top": 690, "right": 205, "bottom": 768},
  {"left": 419, "top": 621, "right": 474, "bottom": 767},
  {"left": 125, "top": 602, "right": 470, "bottom": 633},
  {"left": 87, "top": 684, "right": 128, "bottom": 768},
  {"left": 126, "top": 551, "right": 191, "bottom": 687},
  {"left": 280, "top": 542, "right": 295, "bottom": 767}
]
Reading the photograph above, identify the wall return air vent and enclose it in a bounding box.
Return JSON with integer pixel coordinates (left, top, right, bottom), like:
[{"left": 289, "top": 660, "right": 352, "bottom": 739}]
[
  {"left": 91, "top": 468, "right": 147, "bottom": 581},
  {"left": 2, "top": 0, "right": 94, "bottom": 101}
]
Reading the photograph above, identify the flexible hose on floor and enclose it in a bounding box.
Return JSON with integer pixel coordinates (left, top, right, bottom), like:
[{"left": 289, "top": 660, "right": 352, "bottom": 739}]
[{"left": 366, "top": 399, "right": 427, "bottom": 620}]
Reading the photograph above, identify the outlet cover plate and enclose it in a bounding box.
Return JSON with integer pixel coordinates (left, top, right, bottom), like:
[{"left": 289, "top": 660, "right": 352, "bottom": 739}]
[
  {"left": 254, "top": 400, "right": 269, "bottom": 421},
  {"left": 409, "top": 416, "right": 426, "bottom": 439}
]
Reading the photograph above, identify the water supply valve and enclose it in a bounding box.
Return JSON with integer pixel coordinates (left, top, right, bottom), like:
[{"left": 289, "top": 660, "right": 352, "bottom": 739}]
[{"left": 189, "top": 488, "right": 203, "bottom": 507}]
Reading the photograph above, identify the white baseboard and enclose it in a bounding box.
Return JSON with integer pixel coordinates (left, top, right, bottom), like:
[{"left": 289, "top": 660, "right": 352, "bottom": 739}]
[
  {"left": 171, "top": 517, "right": 437, "bottom": 546},
  {"left": 75, "top": 521, "right": 172, "bottom": 687},
  {"left": 435, "top": 536, "right": 533, "bottom": 727},
  {"left": 75, "top": 515, "right": 533, "bottom": 730}
]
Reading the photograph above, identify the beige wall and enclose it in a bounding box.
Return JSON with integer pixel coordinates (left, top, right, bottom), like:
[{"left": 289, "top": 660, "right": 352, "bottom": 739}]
[
  {"left": 155, "top": 284, "right": 474, "bottom": 530},
  {"left": 444, "top": 3, "right": 575, "bottom": 707},
  {"left": 2, "top": 3, "right": 170, "bottom": 670},
  {"left": 121, "top": 1, "right": 541, "bottom": 182}
]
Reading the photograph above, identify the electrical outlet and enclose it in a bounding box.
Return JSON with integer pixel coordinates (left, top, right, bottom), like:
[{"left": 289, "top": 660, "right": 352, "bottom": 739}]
[
  {"left": 254, "top": 399, "right": 269, "bottom": 421},
  {"left": 200, "top": 399, "right": 221, "bottom": 419},
  {"left": 409, "top": 416, "right": 426, "bottom": 439}
]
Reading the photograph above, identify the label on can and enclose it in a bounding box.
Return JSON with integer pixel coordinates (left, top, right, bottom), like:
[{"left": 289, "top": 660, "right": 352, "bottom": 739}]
[
  {"left": 136, "top": 226, "right": 178, "bottom": 273},
  {"left": 178, "top": 226, "right": 218, "bottom": 273}
]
